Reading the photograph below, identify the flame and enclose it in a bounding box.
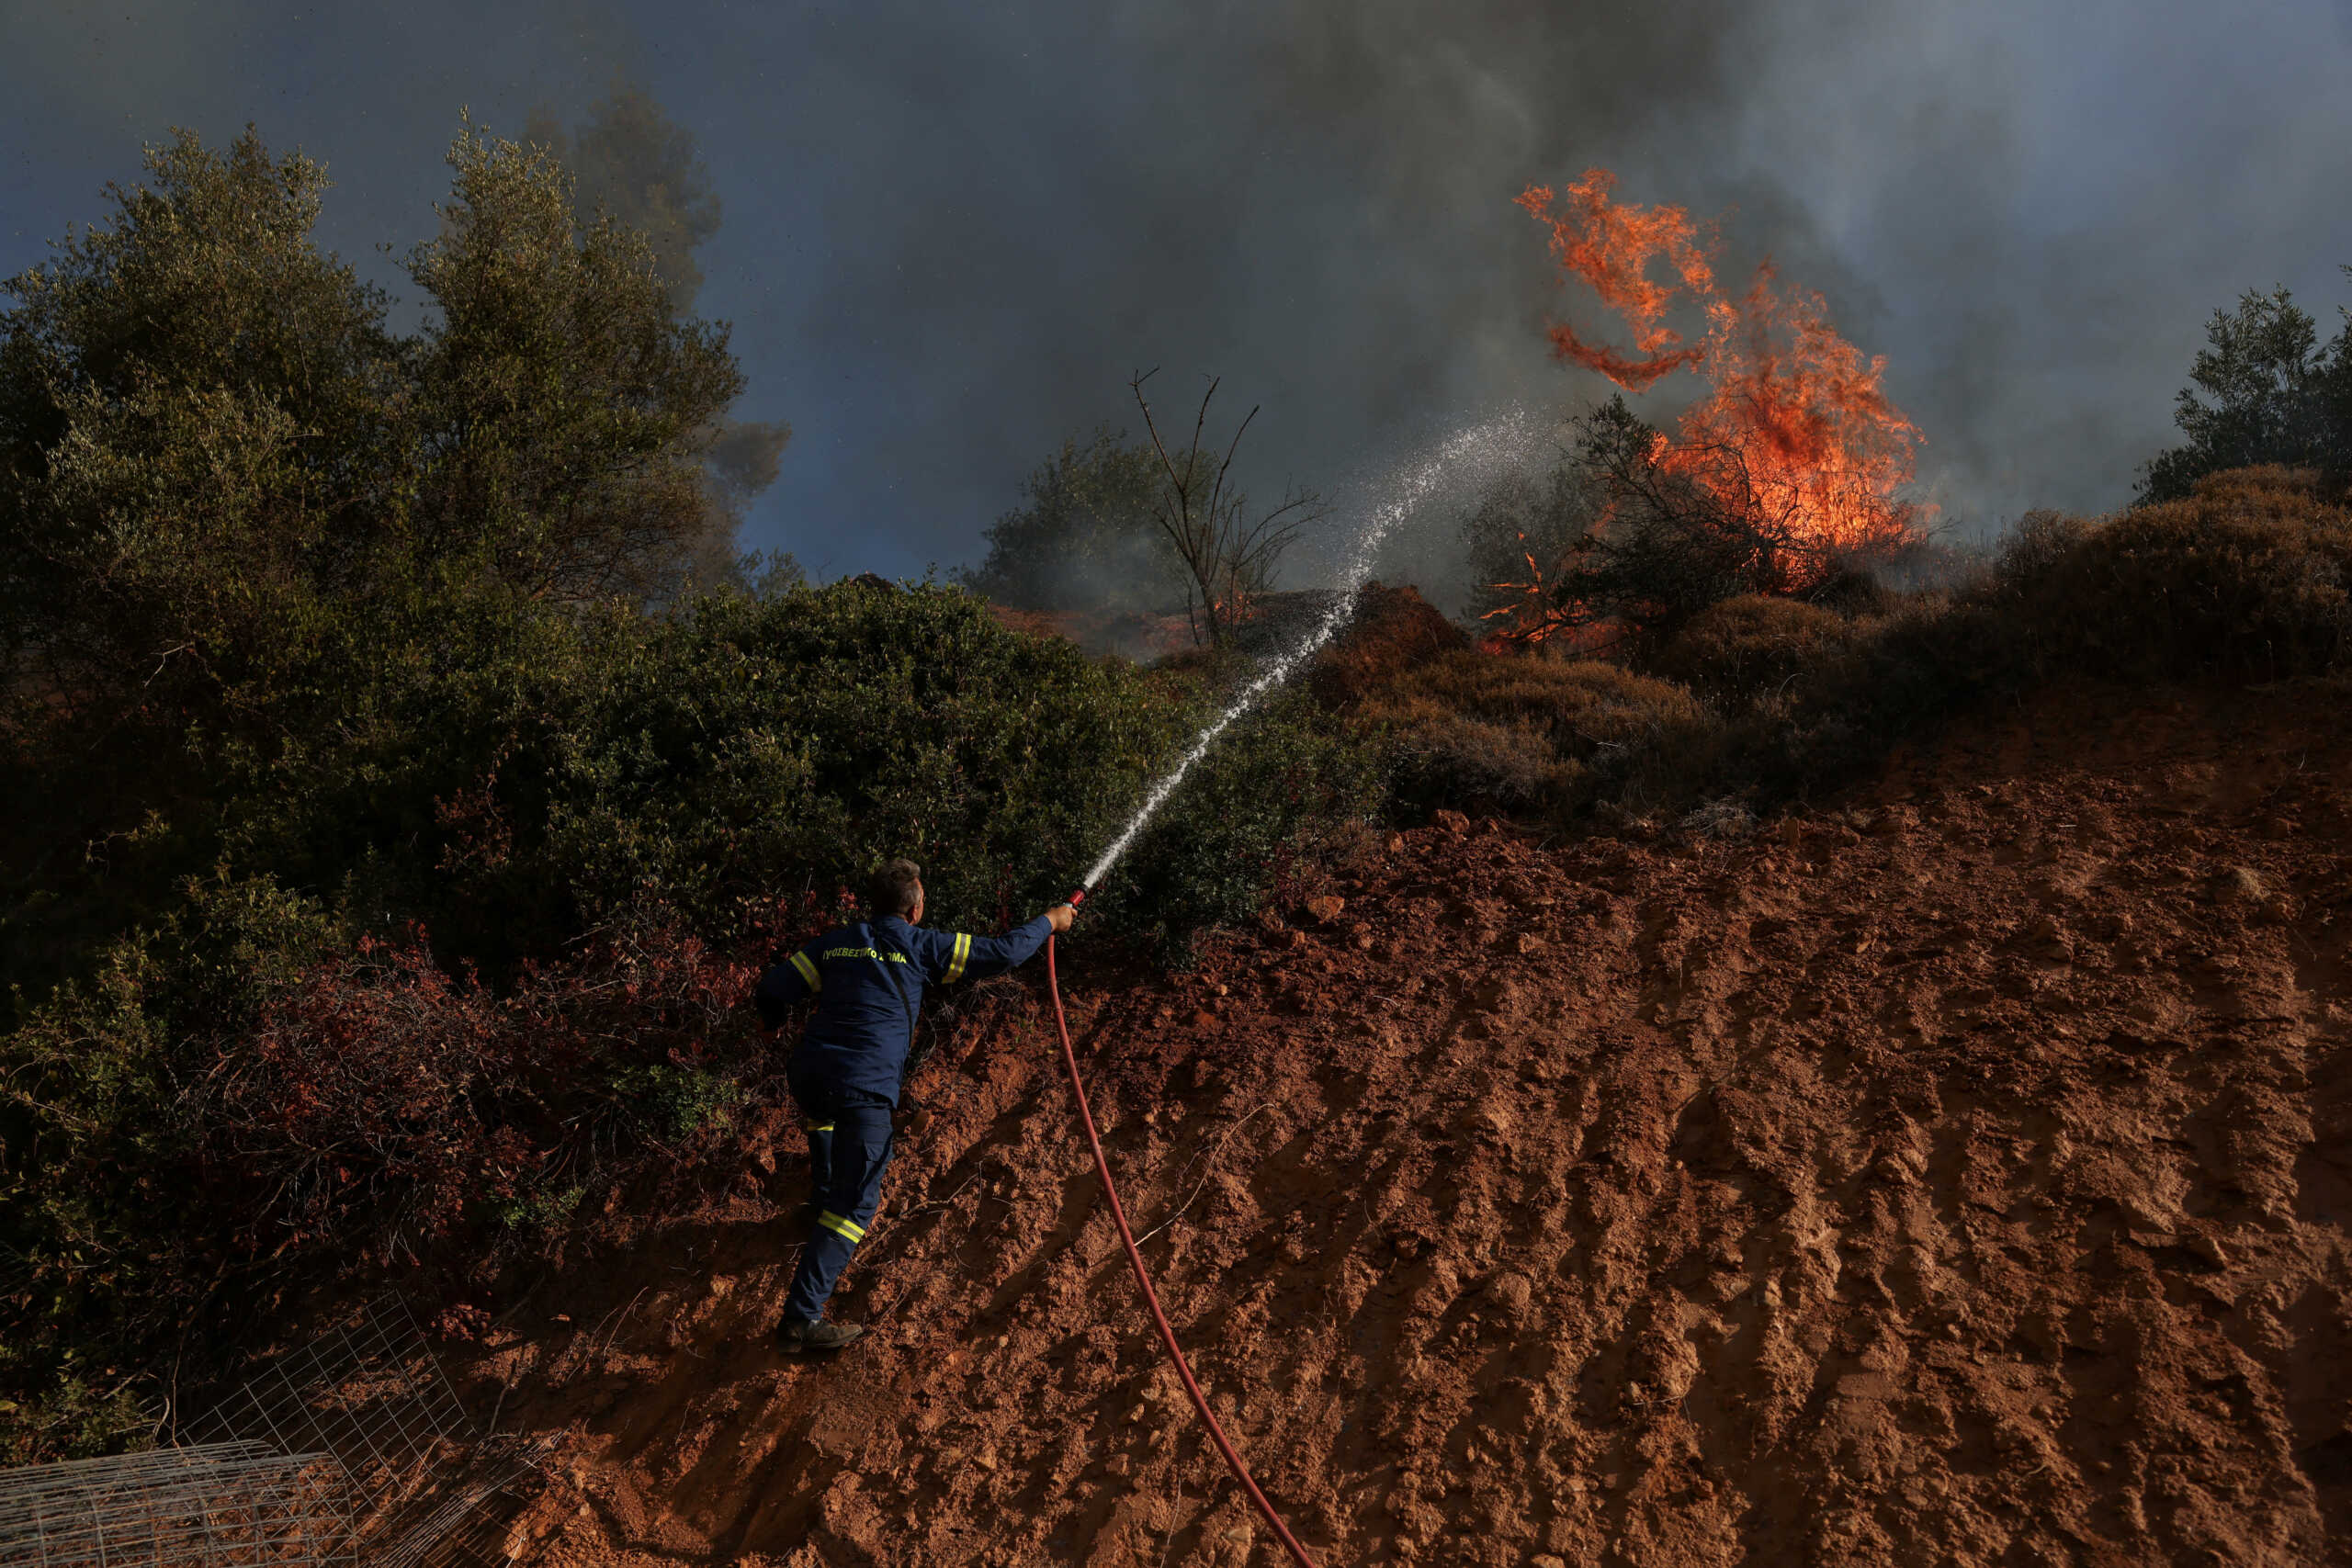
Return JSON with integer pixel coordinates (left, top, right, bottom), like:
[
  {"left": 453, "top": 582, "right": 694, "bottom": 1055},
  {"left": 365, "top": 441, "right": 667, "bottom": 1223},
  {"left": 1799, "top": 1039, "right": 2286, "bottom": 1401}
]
[
  {"left": 1519, "top": 170, "right": 1925, "bottom": 565},
  {"left": 1515, "top": 172, "right": 1714, "bottom": 391}
]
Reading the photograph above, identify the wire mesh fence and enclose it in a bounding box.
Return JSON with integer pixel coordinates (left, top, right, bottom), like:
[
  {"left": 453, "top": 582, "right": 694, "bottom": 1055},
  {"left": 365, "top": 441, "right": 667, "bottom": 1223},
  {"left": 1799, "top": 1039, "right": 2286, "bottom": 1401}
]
[
  {"left": 184, "top": 1297, "right": 545, "bottom": 1568},
  {"left": 2, "top": 1298, "right": 546, "bottom": 1568},
  {"left": 182, "top": 1296, "right": 477, "bottom": 1540},
  {"left": 0, "top": 1442, "right": 353, "bottom": 1568}
]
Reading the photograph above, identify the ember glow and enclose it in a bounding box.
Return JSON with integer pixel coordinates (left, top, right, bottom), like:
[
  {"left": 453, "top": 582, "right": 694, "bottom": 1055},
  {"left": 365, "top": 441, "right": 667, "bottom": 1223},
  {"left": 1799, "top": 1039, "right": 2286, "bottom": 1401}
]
[{"left": 1519, "top": 169, "right": 1926, "bottom": 565}]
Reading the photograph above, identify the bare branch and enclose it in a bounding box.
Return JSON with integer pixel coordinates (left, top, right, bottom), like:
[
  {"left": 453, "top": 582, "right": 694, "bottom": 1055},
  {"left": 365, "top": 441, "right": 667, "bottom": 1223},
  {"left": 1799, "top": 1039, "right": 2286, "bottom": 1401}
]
[{"left": 1125, "top": 372, "right": 1317, "bottom": 646}]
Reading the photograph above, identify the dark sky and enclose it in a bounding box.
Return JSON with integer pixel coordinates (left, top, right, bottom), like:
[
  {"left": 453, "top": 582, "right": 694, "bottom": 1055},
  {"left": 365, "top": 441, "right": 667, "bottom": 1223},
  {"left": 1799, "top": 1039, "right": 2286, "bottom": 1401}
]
[{"left": 6, "top": 0, "right": 2350, "bottom": 587}]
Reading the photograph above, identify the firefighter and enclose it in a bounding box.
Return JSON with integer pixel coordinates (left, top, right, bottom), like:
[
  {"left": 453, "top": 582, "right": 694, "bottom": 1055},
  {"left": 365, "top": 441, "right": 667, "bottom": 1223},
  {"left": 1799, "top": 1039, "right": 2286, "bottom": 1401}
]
[{"left": 753, "top": 858, "right": 1075, "bottom": 1351}]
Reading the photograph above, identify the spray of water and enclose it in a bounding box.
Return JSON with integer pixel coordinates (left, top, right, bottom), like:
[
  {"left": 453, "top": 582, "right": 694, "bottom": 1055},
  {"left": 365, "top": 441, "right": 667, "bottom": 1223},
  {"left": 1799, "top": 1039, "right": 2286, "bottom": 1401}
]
[{"left": 1080, "top": 412, "right": 1543, "bottom": 892}]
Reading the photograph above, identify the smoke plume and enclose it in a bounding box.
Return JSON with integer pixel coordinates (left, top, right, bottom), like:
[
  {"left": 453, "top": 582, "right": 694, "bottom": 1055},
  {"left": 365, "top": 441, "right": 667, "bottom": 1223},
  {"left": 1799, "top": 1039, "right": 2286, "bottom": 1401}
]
[{"left": 4, "top": 2, "right": 2350, "bottom": 581}]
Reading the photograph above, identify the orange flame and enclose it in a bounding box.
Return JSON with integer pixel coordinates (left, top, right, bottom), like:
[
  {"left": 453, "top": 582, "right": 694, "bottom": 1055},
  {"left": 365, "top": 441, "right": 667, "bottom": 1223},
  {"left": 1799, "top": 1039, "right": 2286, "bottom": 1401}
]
[
  {"left": 1515, "top": 171, "right": 1714, "bottom": 391},
  {"left": 1520, "top": 170, "right": 1925, "bottom": 561}
]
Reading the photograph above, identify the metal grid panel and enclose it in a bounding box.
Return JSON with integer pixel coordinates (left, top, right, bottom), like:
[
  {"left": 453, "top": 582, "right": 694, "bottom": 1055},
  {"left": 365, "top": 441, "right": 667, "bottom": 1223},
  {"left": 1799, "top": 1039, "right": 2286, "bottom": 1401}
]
[
  {"left": 183, "top": 1298, "right": 474, "bottom": 1507},
  {"left": 185, "top": 1298, "right": 545, "bottom": 1568},
  {"left": 3, "top": 1299, "right": 547, "bottom": 1568},
  {"left": 0, "top": 1444, "right": 353, "bottom": 1568}
]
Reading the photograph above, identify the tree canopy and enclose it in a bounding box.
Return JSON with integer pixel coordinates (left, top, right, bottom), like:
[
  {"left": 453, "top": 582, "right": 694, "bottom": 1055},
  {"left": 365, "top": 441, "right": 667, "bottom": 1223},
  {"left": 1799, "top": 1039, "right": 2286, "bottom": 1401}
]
[
  {"left": 0, "top": 122, "right": 764, "bottom": 1003},
  {"left": 957, "top": 427, "right": 1188, "bottom": 613},
  {"left": 2140, "top": 282, "right": 2352, "bottom": 502}
]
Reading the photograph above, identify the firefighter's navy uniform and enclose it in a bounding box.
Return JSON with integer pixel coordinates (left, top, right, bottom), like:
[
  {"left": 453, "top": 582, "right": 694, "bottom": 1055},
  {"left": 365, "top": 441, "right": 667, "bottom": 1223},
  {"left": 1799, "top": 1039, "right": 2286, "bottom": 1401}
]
[{"left": 755, "top": 911, "right": 1054, "bottom": 1324}]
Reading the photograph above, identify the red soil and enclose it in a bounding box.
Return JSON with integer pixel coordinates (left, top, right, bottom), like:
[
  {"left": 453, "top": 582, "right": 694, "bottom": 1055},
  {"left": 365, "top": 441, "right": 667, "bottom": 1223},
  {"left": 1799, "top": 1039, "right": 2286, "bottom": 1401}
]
[{"left": 448, "top": 680, "right": 2352, "bottom": 1567}]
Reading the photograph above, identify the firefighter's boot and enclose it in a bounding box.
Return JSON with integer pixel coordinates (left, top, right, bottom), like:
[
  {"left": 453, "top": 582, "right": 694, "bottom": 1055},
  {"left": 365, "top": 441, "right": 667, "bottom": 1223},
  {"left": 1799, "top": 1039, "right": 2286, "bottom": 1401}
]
[{"left": 775, "top": 1317, "right": 865, "bottom": 1353}]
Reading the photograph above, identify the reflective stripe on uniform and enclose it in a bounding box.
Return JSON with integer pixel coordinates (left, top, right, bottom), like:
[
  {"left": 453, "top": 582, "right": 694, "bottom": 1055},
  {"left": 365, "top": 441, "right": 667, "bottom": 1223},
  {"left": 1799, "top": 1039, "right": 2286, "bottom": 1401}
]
[
  {"left": 816, "top": 1210, "right": 867, "bottom": 1244},
  {"left": 805, "top": 1122, "right": 835, "bottom": 1134},
  {"left": 945, "top": 931, "right": 973, "bottom": 983},
  {"left": 788, "top": 950, "right": 820, "bottom": 990}
]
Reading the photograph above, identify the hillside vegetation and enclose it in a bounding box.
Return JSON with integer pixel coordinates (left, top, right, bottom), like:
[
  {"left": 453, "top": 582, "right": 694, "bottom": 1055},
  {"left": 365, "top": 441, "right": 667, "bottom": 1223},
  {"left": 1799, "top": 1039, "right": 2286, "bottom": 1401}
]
[
  {"left": 1355, "top": 466, "right": 2352, "bottom": 827},
  {"left": 0, "top": 128, "right": 1370, "bottom": 1460},
  {"left": 6, "top": 118, "right": 2352, "bottom": 1568}
]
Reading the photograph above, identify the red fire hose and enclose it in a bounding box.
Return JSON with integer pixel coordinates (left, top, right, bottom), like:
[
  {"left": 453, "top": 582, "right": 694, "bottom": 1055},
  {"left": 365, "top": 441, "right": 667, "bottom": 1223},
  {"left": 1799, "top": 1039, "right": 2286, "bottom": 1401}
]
[{"left": 1046, "top": 897, "right": 1322, "bottom": 1568}]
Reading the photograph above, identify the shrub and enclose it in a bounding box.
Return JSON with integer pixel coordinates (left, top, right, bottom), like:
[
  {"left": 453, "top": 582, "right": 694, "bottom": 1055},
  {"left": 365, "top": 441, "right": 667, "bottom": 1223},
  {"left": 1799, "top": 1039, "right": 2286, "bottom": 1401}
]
[
  {"left": 2, "top": 881, "right": 818, "bottom": 1457},
  {"left": 1648, "top": 594, "right": 1856, "bottom": 709},
  {"left": 1306, "top": 583, "right": 1467, "bottom": 705},
  {"left": 1993, "top": 467, "right": 2352, "bottom": 682},
  {"left": 429, "top": 578, "right": 1372, "bottom": 959},
  {"left": 1362, "top": 650, "right": 1715, "bottom": 818}
]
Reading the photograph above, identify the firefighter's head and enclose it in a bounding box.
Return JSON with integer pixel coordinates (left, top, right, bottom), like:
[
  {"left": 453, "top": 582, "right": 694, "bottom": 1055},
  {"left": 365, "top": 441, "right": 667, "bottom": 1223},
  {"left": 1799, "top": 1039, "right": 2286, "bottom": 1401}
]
[{"left": 868, "top": 858, "right": 925, "bottom": 925}]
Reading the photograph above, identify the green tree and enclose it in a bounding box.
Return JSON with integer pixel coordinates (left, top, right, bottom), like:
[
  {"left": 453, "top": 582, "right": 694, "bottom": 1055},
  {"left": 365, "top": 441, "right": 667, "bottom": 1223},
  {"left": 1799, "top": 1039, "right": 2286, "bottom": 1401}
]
[
  {"left": 2140, "top": 283, "right": 2352, "bottom": 502},
  {"left": 958, "top": 427, "right": 1188, "bottom": 612},
  {"left": 0, "top": 129, "right": 405, "bottom": 729},
  {"left": 525, "top": 83, "right": 722, "bottom": 312},
  {"left": 524, "top": 85, "right": 789, "bottom": 582},
  {"left": 406, "top": 122, "right": 747, "bottom": 602},
  {"left": 0, "top": 123, "right": 763, "bottom": 1004}
]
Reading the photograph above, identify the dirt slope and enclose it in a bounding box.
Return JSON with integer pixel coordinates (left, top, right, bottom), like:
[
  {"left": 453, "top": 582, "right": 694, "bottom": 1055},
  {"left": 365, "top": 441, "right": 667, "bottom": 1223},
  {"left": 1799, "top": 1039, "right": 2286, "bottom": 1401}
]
[{"left": 455, "top": 681, "right": 2352, "bottom": 1568}]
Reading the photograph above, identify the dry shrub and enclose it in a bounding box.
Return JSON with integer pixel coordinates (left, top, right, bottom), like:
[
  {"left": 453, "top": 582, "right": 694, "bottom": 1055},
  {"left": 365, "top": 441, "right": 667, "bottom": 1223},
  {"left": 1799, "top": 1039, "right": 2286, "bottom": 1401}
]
[
  {"left": 191, "top": 913, "right": 765, "bottom": 1268},
  {"left": 1362, "top": 649, "right": 1714, "bottom": 816},
  {"left": 1309, "top": 582, "right": 1468, "bottom": 705},
  {"left": 1999, "top": 466, "right": 2352, "bottom": 681},
  {"left": 1374, "top": 708, "right": 1583, "bottom": 812},
  {"left": 1360, "top": 465, "right": 2352, "bottom": 831},
  {"left": 1649, "top": 594, "right": 1856, "bottom": 708}
]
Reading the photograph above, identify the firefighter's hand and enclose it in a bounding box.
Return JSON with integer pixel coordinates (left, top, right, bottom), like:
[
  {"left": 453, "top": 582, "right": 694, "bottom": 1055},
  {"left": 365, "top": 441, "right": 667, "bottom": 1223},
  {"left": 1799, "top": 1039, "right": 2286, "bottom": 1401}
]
[{"left": 1046, "top": 904, "right": 1076, "bottom": 934}]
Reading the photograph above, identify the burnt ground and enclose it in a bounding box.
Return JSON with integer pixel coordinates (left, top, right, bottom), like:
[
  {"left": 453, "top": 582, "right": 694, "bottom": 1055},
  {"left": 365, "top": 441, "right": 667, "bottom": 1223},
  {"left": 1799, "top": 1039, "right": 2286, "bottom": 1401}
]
[{"left": 445, "top": 679, "right": 2352, "bottom": 1567}]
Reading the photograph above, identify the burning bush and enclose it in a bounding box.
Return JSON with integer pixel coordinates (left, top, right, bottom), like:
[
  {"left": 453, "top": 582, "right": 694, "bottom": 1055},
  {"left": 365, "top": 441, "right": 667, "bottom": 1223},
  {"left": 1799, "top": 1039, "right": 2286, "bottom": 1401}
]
[{"left": 1487, "top": 170, "right": 1927, "bottom": 643}]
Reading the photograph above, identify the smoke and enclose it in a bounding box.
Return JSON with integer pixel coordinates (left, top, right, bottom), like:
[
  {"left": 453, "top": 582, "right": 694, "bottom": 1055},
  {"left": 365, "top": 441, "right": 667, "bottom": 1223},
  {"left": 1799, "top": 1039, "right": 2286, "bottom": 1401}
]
[
  {"left": 5, "top": 1, "right": 2352, "bottom": 582},
  {"left": 525, "top": 82, "right": 790, "bottom": 576},
  {"left": 525, "top": 83, "right": 721, "bottom": 312},
  {"left": 770, "top": 0, "right": 2352, "bottom": 566}
]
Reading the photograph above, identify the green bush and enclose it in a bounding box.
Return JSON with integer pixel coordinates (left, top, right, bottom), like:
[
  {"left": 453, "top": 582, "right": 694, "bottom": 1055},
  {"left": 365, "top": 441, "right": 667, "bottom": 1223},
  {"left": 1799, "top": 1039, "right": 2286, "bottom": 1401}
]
[{"left": 410, "top": 578, "right": 1373, "bottom": 959}]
